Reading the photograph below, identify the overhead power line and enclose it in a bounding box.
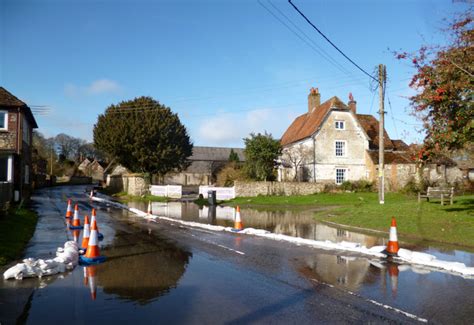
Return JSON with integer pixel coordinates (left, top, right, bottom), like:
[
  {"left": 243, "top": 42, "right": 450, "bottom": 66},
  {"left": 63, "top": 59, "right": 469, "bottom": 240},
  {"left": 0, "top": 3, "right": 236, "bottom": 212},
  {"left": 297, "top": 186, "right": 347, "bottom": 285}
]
[
  {"left": 258, "top": 0, "right": 357, "bottom": 82},
  {"left": 288, "top": 0, "right": 378, "bottom": 83}
]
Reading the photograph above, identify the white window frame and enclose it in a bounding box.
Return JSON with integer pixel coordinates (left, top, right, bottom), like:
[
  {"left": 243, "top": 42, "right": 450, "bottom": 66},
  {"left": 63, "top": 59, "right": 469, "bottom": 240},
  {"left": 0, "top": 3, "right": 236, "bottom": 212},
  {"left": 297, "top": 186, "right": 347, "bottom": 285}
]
[
  {"left": 335, "top": 140, "right": 346, "bottom": 157},
  {"left": 335, "top": 168, "right": 346, "bottom": 185},
  {"left": 0, "top": 155, "right": 13, "bottom": 182},
  {"left": 0, "top": 111, "right": 8, "bottom": 131},
  {"left": 335, "top": 120, "right": 345, "bottom": 130}
]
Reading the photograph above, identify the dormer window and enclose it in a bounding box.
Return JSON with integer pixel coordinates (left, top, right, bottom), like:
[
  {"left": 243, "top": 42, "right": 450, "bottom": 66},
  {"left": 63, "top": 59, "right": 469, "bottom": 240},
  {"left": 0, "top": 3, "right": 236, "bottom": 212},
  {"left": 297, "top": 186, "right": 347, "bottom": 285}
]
[{"left": 335, "top": 120, "right": 345, "bottom": 130}]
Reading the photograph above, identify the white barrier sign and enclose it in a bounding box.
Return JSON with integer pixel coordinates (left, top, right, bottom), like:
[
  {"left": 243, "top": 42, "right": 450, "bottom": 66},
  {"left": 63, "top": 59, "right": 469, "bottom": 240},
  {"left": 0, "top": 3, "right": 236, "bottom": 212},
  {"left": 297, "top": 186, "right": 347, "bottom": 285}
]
[
  {"left": 199, "top": 186, "right": 235, "bottom": 200},
  {"left": 150, "top": 185, "right": 182, "bottom": 198}
]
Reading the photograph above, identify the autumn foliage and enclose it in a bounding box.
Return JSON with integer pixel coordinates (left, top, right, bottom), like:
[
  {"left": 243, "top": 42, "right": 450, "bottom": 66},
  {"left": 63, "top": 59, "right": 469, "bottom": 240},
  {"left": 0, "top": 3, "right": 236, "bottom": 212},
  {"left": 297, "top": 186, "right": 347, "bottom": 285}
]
[{"left": 397, "top": 13, "right": 473, "bottom": 158}]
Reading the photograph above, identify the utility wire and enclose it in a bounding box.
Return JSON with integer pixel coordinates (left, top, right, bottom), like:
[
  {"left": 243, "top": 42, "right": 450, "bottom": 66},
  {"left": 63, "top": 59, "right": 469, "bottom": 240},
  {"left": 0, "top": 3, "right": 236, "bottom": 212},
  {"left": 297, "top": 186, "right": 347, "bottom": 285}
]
[
  {"left": 288, "top": 0, "right": 378, "bottom": 83},
  {"left": 386, "top": 95, "right": 399, "bottom": 139},
  {"left": 259, "top": 0, "right": 357, "bottom": 82}
]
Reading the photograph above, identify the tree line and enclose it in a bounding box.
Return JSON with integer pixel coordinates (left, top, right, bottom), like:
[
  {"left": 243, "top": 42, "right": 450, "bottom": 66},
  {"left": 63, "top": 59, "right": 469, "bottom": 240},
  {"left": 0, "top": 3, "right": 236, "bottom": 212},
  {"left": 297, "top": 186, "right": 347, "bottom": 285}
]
[{"left": 33, "top": 132, "right": 105, "bottom": 176}]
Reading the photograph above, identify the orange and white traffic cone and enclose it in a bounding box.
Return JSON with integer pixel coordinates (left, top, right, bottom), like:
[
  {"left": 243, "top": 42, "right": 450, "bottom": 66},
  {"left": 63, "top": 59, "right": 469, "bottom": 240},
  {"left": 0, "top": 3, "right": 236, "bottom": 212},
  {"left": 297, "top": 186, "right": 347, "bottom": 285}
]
[
  {"left": 71, "top": 229, "right": 80, "bottom": 243},
  {"left": 87, "top": 265, "right": 97, "bottom": 300},
  {"left": 83, "top": 266, "right": 89, "bottom": 286},
  {"left": 80, "top": 220, "right": 106, "bottom": 264},
  {"left": 233, "top": 206, "right": 243, "bottom": 231},
  {"left": 388, "top": 263, "right": 399, "bottom": 297},
  {"left": 66, "top": 199, "right": 73, "bottom": 218},
  {"left": 81, "top": 215, "right": 90, "bottom": 250},
  {"left": 69, "top": 204, "right": 83, "bottom": 229},
  {"left": 91, "top": 208, "right": 104, "bottom": 240},
  {"left": 386, "top": 217, "right": 399, "bottom": 256}
]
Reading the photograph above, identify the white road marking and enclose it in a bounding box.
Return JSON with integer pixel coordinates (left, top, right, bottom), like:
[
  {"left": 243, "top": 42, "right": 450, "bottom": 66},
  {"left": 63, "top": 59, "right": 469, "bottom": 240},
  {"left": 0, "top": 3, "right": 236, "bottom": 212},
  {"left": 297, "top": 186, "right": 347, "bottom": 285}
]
[{"left": 310, "top": 279, "right": 427, "bottom": 323}]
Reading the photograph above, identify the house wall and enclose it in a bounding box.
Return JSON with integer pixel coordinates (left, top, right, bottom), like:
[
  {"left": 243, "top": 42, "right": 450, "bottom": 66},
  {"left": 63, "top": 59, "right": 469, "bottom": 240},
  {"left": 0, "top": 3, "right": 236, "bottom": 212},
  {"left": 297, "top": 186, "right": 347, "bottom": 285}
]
[
  {"left": 365, "top": 152, "right": 418, "bottom": 191},
  {"left": 163, "top": 172, "right": 210, "bottom": 186},
  {"left": 423, "top": 164, "right": 464, "bottom": 186},
  {"left": 314, "top": 111, "right": 368, "bottom": 183},
  {"left": 0, "top": 110, "right": 19, "bottom": 151}
]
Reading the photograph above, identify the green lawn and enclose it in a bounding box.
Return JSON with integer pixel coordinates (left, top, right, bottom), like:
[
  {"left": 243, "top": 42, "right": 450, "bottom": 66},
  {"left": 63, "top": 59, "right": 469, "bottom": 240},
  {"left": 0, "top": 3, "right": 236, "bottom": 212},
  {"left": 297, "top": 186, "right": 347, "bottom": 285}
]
[
  {"left": 0, "top": 207, "right": 38, "bottom": 266},
  {"left": 98, "top": 189, "right": 168, "bottom": 203},
  {"left": 228, "top": 192, "right": 474, "bottom": 247}
]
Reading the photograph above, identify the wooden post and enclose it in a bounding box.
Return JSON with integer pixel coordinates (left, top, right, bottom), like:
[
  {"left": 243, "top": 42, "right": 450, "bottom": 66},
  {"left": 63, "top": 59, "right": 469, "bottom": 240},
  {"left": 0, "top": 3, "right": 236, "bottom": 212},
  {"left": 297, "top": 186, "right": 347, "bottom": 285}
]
[{"left": 378, "top": 64, "right": 386, "bottom": 204}]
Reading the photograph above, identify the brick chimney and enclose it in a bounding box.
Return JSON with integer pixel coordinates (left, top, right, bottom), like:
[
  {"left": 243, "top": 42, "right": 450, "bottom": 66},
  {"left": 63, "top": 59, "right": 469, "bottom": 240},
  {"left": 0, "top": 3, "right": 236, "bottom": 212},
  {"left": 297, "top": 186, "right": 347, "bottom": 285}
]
[
  {"left": 348, "top": 92, "right": 356, "bottom": 113},
  {"left": 308, "top": 87, "right": 320, "bottom": 113}
]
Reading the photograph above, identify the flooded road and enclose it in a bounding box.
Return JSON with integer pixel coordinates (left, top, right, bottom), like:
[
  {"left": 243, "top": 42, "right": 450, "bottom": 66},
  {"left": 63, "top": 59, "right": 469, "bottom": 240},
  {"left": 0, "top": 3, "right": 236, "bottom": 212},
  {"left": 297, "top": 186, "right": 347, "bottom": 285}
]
[{"left": 1, "top": 186, "right": 474, "bottom": 324}]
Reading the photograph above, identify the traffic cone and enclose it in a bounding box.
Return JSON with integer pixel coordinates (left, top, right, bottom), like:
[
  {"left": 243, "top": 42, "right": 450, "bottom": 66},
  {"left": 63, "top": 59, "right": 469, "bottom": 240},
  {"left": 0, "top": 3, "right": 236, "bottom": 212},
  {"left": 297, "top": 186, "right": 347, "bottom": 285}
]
[
  {"left": 71, "top": 229, "right": 80, "bottom": 243},
  {"left": 87, "top": 265, "right": 97, "bottom": 300},
  {"left": 66, "top": 199, "right": 73, "bottom": 218},
  {"left": 91, "top": 208, "right": 104, "bottom": 240},
  {"left": 69, "top": 204, "right": 83, "bottom": 230},
  {"left": 233, "top": 206, "right": 243, "bottom": 231},
  {"left": 80, "top": 220, "right": 106, "bottom": 264},
  {"left": 83, "top": 266, "right": 89, "bottom": 286},
  {"left": 81, "top": 215, "right": 90, "bottom": 250},
  {"left": 386, "top": 217, "right": 399, "bottom": 256},
  {"left": 388, "top": 263, "right": 399, "bottom": 297},
  {"left": 147, "top": 201, "right": 152, "bottom": 215}
]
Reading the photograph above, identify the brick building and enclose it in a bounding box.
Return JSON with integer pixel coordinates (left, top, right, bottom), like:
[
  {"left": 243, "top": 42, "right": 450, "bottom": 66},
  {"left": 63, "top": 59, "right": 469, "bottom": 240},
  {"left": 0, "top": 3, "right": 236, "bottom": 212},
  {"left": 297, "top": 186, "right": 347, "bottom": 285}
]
[{"left": 0, "top": 87, "right": 38, "bottom": 201}]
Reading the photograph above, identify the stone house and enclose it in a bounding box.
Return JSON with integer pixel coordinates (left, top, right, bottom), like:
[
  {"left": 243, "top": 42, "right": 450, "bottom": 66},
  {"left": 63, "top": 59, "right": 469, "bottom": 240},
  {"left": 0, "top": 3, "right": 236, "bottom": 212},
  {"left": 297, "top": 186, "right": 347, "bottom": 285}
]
[
  {"left": 163, "top": 146, "right": 245, "bottom": 186},
  {"left": 77, "top": 158, "right": 92, "bottom": 174},
  {"left": 77, "top": 158, "right": 110, "bottom": 182},
  {"left": 0, "top": 87, "right": 38, "bottom": 201},
  {"left": 279, "top": 87, "right": 419, "bottom": 189}
]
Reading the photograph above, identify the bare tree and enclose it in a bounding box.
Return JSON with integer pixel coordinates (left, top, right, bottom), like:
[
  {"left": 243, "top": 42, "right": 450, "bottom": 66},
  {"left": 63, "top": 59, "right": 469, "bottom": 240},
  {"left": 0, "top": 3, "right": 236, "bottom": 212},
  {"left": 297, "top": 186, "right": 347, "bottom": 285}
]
[{"left": 281, "top": 144, "right": 313, "bottom": 181}]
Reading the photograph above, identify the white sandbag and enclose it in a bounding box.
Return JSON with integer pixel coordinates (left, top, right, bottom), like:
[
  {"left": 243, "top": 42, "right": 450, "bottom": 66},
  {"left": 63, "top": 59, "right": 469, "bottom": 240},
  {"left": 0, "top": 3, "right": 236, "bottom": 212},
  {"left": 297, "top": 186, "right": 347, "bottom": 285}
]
[{"left": 3, "top": 241, "right": 79, "bottom": 280}]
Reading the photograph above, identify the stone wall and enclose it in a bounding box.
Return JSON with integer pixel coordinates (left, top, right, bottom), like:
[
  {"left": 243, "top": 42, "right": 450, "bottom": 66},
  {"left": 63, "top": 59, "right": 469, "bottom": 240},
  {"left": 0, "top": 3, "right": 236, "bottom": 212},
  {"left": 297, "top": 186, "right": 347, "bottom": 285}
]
[
  {"left": 106, "top": 174, "right": 148, "bottom": 196},
  {"left": 234, "top": 181, "right": 324, "bottom": 197}
]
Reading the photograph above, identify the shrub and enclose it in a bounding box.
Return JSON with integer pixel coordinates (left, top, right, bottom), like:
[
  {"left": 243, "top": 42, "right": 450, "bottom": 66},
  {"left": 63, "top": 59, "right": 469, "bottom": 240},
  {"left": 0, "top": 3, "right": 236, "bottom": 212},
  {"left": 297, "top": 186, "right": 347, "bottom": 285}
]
[
  {"left": 216, "top": 163, "right": 246, "bottom": 187},
  {"left": 340, "top": 180, "right": 374, "bottom": 192}
]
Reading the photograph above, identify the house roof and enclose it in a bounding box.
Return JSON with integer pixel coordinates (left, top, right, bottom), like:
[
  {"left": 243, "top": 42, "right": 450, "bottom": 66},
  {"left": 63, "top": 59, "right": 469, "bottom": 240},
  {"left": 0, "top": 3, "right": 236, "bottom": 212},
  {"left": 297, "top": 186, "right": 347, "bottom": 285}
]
[
  {"left": 391, "top": 139, "right": 410, "bottom": 151},
  {"left": 281, "top": 96, "right": 348, "bottom": 146},
  {"left": 356, "top": 114, "right": 394, "bottom": 150},
  {"left": 0, "top": 87, "right": 38, "bottom": 128},
  {"left": 190, "top": 146, "right": 245, "bottom": 162},
  {"left": 186, "top": 161, "right": 212, "bottom": 174},
  {"left": 367, "top": 151, "right": 415, "bottom": 164}
]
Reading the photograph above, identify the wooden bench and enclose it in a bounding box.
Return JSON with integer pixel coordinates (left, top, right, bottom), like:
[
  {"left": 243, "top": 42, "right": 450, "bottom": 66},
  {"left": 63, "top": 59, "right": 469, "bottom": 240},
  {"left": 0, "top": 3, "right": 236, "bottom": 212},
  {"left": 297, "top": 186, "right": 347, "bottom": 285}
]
[{"left": 418, "top": 187, "right": 454, "bottom": 205}]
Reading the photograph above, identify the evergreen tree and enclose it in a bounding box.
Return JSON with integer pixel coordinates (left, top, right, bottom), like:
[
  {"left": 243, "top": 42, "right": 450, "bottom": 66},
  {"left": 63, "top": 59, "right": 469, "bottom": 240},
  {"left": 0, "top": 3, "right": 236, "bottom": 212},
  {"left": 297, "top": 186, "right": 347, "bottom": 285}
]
[
  {"left": 243, "top": 132, "right": 281, "bottom": 181},
  {"left": 93, "top": 96, "right": 193, "bottom": 176}
]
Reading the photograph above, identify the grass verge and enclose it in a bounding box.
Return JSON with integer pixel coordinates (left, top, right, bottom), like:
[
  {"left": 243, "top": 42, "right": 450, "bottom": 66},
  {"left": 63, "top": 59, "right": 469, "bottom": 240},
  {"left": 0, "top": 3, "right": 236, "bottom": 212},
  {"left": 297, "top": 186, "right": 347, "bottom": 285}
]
[
  {"left": 228, "top": 192, "right": 474, "bottom": 247},
  {"left": 0, "top": 206, "right": 38, "bottom": 266},
  {"left": 98, "top": 188, "right": 168, "bottom": 203}
]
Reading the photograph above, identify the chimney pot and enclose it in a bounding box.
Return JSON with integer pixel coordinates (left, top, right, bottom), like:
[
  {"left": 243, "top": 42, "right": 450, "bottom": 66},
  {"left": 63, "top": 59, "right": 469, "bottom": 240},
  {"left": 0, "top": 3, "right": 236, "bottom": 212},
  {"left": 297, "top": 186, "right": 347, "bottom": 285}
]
[
  {"left": 308, "top": 87, "right": 320, "bottom": 113},
  {"left": 348, "top": 92, "right": 356, "bottom": 113}
]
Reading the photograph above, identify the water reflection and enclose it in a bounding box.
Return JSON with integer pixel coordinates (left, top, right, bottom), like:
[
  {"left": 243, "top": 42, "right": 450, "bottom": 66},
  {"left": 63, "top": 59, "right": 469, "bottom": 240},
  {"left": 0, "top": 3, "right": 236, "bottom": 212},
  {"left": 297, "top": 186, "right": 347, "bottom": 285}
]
[
  {"left": 92, "top": 229, "right": 191, "bottom": 305},
  {"left": 128, "top": 202, "right": 384, "bottom": 247},
  {"left": 128, "top": 201, "right": 474, "bottom": 264}
]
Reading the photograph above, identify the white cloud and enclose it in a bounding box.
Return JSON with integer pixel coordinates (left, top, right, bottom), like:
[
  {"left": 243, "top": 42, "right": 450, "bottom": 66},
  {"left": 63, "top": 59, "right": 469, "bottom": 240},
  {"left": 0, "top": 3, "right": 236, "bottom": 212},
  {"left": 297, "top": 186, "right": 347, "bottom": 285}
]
[
  {"left": 64, "top": 79, "right": 122, "bottom": 97},
  {"left": 86, "top": 79, "right": 121, "bottom": 95},
  {"left": 196, "top": 108, "right": 297, "bottom": 147}
]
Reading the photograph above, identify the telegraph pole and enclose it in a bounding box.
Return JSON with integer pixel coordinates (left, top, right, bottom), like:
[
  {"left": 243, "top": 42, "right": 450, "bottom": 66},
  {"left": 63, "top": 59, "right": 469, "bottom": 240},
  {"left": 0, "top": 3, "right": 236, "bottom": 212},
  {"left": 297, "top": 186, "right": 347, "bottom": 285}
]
[{"left": 378, "top": 64, "right": 386, "bottom": 204}]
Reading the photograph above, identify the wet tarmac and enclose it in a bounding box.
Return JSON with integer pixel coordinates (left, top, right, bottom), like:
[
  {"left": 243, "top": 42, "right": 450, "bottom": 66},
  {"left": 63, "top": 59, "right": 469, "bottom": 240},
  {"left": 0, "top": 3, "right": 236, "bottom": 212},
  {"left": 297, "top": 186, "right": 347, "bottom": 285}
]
[{"left": 1, "top": 186, "right": 474, "bottom": 324}]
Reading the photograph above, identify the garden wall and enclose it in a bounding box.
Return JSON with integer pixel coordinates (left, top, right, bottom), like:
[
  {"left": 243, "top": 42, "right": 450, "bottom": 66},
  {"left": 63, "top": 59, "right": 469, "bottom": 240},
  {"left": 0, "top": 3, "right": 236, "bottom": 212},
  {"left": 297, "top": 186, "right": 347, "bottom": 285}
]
[{"left": 234, "top": 181, "right": 324, "bottom": 197}]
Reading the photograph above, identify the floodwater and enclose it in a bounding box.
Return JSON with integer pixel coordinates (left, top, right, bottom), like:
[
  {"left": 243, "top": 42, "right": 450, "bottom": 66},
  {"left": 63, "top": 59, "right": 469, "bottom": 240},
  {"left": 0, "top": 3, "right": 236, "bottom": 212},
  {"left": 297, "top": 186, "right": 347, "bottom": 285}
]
[
  {"left": 129, "top": 201, "right": 474, "bottom": 264},
  {"left": 1, "top": 188, "right": 474, "bottom": 324},
  {"left": 125, "top": 201, "right": 474, "bottom": 322}
]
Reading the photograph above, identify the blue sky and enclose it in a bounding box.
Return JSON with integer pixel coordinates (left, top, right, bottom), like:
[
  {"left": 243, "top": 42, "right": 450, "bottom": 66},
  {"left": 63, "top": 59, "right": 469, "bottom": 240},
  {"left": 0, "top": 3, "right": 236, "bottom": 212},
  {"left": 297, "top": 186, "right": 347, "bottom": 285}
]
[{"left": 1, "top": 0, "right": 469, "bottom": 147}]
